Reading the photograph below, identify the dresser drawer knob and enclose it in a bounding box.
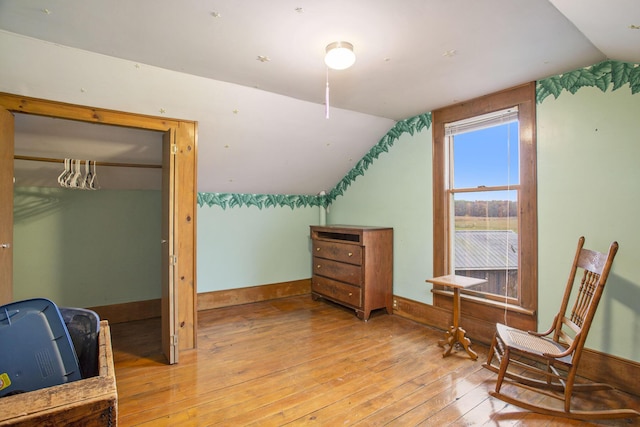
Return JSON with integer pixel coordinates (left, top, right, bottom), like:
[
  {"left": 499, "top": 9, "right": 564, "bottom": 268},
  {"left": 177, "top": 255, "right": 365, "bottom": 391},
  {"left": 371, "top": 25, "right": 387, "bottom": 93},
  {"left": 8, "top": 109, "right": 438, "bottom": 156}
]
[
  {"left": 316, "top": 247, "right": 320, "bottom": 251},
  {"left": 348, "top": 252, "right": 353, "bottom": 257},
  {"left": 316, "top": 265, "right": 321, "bottom": 269},
  {"left": 348, "top": 292, "right": 353, "bottom": 296}
]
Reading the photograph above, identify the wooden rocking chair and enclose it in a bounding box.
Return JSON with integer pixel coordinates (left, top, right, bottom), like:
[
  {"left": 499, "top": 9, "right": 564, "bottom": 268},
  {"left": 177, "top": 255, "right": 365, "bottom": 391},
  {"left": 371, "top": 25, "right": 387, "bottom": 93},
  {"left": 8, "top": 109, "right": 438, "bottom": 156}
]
[{"left": 484, "top": 236, "right": 640, "bottom": 420}]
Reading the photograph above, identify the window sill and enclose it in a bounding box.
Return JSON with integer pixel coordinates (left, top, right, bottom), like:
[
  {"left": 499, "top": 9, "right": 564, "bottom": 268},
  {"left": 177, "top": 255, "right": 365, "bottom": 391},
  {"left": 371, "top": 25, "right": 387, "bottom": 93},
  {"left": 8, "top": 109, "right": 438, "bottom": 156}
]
[{"left": 431, "top": 288, "right": 535, "bottom": 317}]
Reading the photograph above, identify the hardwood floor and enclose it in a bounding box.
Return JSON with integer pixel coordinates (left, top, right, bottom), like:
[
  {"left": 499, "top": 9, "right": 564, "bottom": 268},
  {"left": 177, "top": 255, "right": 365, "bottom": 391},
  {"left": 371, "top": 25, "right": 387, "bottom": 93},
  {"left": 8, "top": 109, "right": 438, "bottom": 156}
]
[{"left": 111, "top": 295, "right": 640, "bottom": 426}]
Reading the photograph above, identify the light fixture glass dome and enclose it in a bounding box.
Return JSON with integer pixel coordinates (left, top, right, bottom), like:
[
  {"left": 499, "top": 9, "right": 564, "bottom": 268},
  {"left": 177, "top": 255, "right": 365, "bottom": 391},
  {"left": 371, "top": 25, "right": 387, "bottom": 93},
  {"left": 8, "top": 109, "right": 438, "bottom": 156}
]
[{"left": 324, "top": 41, "right": 355, "bottom": 70}]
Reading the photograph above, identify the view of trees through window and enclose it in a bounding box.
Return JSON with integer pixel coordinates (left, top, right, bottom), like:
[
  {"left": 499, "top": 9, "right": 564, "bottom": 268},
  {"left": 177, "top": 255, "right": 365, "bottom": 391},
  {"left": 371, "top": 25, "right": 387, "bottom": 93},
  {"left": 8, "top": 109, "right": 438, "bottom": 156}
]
[
  {"left": 447, "top": 111, "right": 520, "bottom": 300},
  {"left": 454, "top": 200, "right": 518, "bottom": 231}
]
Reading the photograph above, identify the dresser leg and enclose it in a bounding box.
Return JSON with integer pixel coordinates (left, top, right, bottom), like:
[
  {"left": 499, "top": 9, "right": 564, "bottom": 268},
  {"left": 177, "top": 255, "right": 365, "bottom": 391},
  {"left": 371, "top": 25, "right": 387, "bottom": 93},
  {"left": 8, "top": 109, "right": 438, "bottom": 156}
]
[
  {"left": 357, "top": 310, "right": 371, "bottom": 321},
  {"left": 386, "top": 301, "right": 393, "bottom": 315}
]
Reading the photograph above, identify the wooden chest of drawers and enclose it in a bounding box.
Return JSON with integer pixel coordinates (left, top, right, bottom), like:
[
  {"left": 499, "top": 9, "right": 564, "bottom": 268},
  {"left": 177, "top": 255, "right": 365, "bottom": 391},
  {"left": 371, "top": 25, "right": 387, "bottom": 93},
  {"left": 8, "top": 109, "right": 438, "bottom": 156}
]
[{"left": 310, "top": 225, "right": 393, "bottom": 320}]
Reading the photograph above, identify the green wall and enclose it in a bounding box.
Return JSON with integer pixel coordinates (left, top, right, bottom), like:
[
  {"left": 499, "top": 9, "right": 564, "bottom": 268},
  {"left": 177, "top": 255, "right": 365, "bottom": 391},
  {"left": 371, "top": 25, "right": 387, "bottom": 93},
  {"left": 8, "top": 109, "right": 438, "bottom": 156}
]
[
  {"left": 328, "top": 130, "right": 433, "bottom": 303},
  {"left": 13, "top": 188, "right": 161, "bottom": 307},
  {"left": 197, "top": 204, "right": 319, "bottom": 292},
  {"left": 537, "top": 86, "right": 640, "bottom": 360},
  {"left": 13, "top": 186, "right": 320, "bottom": 305}
]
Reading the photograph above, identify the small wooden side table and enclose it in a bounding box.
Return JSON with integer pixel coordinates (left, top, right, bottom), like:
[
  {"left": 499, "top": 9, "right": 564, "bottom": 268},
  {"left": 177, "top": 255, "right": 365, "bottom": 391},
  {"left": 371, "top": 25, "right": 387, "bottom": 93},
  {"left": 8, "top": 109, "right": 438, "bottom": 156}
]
[{"left": 426, "top": 274, "right": 487, "bottom": 360}]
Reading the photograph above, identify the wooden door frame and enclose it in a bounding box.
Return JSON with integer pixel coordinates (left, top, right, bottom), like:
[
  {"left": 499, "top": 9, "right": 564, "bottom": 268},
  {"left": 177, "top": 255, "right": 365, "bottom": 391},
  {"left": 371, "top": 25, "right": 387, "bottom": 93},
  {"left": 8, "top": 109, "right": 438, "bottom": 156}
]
[
  {"left": 0, "top": 108, "right": 14, "bottom": 304},
  {"left": 0, "top": 92, "right": 198, "bottom": 353}
]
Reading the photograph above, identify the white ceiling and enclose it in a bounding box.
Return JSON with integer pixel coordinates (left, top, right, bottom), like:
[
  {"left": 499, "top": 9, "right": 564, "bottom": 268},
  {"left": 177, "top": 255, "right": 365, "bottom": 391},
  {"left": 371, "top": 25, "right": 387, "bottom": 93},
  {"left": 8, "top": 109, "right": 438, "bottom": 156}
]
[{"left": 1, "top": 0, "right": 639, "bottom": 193}]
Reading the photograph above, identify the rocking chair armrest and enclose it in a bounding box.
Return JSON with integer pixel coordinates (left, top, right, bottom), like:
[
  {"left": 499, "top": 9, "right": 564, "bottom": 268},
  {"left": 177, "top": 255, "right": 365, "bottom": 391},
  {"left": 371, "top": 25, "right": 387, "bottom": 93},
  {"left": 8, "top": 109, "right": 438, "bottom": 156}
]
[
  {"left": 542, "top": 338, "right": 578, "bottom": 359},
  {"left": 528, "top": 315, "right": 559, "bottom": 338}
]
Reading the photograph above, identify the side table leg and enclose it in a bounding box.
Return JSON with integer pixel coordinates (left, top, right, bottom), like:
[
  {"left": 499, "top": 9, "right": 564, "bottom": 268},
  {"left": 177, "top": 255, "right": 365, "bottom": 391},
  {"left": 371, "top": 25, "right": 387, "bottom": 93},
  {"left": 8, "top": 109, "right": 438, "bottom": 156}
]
[
  {"left": 439, "top": 288, "right": 477, "bottom": 360},
  {"left": 438, "top": 325, "right": 456, "bottom": 357},
  {"left": 455, "top": 327, "right": 478, "bottom": 360}
]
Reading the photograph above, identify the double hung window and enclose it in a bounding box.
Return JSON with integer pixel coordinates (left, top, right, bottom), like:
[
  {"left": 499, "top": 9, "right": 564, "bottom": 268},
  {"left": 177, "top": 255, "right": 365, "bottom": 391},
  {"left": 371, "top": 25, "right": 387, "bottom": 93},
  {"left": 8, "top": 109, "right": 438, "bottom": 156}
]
[
  {"left": 446, "top": 108, "right": 519, "bottom": 302},
  {"left": 432, "top": 83, "right": 537, "bottom": 327}
]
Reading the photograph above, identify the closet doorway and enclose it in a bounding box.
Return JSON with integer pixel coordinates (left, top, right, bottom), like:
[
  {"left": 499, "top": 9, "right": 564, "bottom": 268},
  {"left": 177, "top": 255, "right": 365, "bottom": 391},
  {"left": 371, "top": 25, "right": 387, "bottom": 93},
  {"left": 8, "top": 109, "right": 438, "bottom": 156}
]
[{"left": 0, "top": 93, "right": 197, "bottom": 364}]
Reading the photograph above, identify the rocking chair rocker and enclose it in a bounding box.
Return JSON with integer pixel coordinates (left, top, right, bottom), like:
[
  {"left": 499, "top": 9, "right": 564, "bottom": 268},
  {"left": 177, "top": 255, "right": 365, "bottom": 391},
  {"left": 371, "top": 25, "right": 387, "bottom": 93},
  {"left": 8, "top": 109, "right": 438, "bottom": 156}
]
[{"left": 484, "top": 236, "right": 640, "bottom": 420}]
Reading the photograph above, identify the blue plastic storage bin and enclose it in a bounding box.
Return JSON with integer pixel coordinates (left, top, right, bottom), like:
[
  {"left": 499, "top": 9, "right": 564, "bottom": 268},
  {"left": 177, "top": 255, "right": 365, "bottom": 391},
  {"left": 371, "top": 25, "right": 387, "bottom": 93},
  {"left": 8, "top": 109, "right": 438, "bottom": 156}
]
[{"left": 0, "top": 298, "right": 82, "bottom": 397}]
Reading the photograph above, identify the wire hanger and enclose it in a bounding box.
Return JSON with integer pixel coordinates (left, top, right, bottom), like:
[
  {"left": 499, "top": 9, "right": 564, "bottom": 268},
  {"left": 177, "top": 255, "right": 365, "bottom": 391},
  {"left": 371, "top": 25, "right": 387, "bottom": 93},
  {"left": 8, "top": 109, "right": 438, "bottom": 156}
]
[{"left": 57, "top": 158, "right": 71, "bottom": 186}]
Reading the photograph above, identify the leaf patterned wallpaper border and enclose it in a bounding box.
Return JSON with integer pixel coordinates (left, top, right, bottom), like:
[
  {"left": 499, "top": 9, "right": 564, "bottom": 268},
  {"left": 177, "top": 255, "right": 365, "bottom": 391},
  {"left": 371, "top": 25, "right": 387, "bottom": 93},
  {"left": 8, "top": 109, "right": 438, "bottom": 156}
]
[
  {"left": 197, "top": 192, "right": 323, "bottom": 210},
  {"left": 199, "top": 59, "right": 639, "bottom": 210}
]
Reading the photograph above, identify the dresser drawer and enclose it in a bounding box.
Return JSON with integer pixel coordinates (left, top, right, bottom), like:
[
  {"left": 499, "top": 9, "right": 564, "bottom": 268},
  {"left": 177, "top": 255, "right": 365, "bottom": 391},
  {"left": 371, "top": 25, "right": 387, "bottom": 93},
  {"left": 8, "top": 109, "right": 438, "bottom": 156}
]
[
  {"left": 312, "top": 241, "right": 362, "bottom": 265},
  {"left": 313, "top": 257, "right": 362, "bottom": 285},
  {"left": 312, "top": 275, "right": 362, "bottom": 308}
]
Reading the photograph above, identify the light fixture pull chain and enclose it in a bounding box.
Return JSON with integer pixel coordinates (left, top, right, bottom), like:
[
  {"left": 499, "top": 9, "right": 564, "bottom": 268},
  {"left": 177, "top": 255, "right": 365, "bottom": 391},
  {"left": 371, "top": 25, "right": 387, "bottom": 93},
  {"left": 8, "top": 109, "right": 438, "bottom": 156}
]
[{"left": 325, "top": 67, "right": 330, "bottom": 119}]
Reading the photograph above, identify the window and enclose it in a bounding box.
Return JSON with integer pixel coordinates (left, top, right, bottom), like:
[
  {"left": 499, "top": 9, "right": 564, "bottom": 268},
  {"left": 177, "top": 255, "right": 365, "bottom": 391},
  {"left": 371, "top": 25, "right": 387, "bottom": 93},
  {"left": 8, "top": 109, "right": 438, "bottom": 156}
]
[
  {"left": 432, "top": 83, "right": 537, "bottom": 329},
  {"left": 447, "top": 108, "right": 519, "bottom": 301}
]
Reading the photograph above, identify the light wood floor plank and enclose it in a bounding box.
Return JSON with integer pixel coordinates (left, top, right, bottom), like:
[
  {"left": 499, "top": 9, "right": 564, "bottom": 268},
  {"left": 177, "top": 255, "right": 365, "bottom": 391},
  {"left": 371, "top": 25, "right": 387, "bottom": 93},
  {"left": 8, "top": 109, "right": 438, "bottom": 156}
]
[{"left": 111, "top": 295, "right": 640, "bottom": 426}]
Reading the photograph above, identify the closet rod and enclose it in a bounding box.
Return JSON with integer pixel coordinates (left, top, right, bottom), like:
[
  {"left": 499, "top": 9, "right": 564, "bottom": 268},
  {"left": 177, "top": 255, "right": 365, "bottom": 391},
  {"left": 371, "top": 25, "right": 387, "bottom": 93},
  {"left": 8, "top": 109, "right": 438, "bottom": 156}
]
[{"left": 14, "top": 155, "right": 162, "bottom": 169}]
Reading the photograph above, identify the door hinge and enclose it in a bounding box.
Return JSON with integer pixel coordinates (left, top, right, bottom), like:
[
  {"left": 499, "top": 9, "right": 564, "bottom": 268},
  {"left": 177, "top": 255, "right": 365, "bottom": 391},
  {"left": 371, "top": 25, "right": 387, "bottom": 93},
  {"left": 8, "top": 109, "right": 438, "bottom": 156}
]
[
  {"left": 171, "top": 144, "right": 178, "bottom": 154},
  {"left": 172, "top": 335, "right": 178, "bottom": 346},
  {"left": 170, "top": 255, "right": 178, "bottom": 265}
]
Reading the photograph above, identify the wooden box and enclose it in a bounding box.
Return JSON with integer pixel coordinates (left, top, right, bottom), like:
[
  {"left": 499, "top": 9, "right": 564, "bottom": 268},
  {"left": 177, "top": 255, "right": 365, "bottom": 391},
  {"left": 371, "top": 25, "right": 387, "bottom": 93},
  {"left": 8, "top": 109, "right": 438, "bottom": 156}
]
[{"left": 0, "top": 320, "right": 117, "bottom": 426}]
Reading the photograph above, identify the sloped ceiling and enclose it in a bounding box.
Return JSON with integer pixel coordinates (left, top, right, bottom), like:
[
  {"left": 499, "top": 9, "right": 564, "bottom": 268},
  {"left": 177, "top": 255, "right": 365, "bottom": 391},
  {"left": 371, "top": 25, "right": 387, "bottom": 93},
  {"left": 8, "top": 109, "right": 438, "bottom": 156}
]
[{"left": 1, "top": 0, "right": 638, "bottom": 193}]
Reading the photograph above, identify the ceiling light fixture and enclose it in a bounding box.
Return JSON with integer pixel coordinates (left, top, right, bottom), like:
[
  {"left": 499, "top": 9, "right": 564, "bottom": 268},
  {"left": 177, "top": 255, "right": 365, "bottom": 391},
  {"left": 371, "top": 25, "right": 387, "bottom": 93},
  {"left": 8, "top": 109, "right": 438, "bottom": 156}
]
[
  {"left": 324, "top": 41, "right": 356, "bottom": 70},
  {"left": 324, "top": 41, "right": 355, "bottom": 119}
]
